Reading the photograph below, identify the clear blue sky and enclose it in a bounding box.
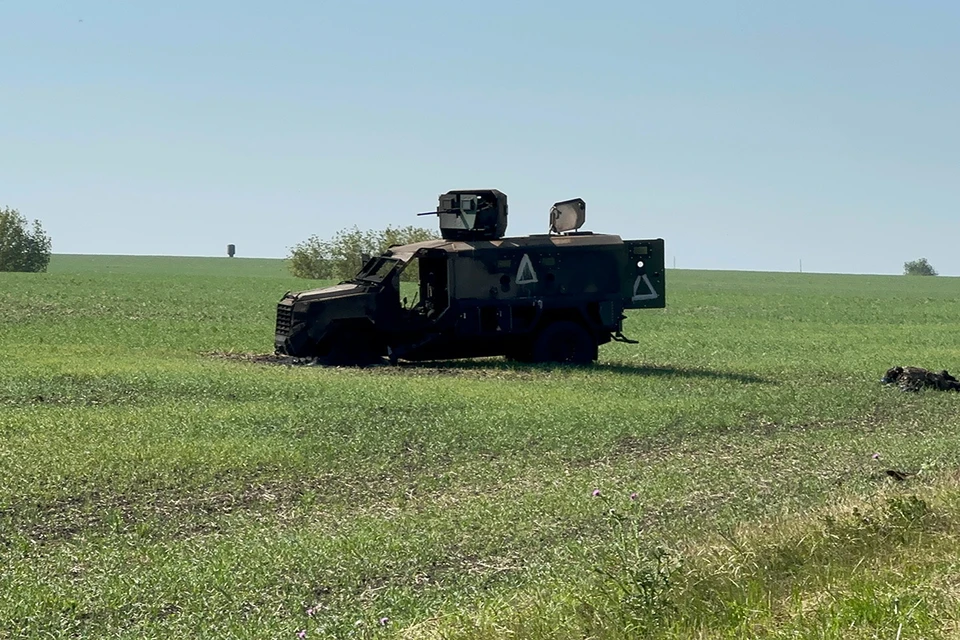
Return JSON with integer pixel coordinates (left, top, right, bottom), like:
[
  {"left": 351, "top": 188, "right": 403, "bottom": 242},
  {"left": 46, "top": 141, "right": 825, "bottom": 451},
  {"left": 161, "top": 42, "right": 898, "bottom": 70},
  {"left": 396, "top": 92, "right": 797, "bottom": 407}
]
[{"left": 2, "top": 1, "right": 958, "bottom": 274}]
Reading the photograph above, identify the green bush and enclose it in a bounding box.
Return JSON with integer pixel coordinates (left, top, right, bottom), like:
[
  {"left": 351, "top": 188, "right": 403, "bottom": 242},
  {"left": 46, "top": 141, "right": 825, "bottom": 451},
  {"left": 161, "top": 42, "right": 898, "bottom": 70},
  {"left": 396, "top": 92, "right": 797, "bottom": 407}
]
[
  {"left": 0, "top": 207, "right": 52, "bottom": 273},
  {"left": 286, "top": 234, "right": 330, "bottom": 280},
  {"left": 903, "top": 258, "right": 937, "bottom": 276},
  {"left": 287, "top": 225, "right": 438, "bottom": 282}
]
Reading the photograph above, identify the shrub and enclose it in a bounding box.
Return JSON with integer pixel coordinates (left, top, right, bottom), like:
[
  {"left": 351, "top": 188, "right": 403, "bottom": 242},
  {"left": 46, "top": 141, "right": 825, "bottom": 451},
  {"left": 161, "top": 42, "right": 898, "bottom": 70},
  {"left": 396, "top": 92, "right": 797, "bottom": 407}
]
[
  {"left": 0, "top": 207, "right": 52, "bottom": 273},
  {"left": 287, "top": 234, "right": 332, "bottom": 280},
  {"left": 903, "top": 258, "right": 937, "bottom": 276},
  {"left": 287, "top": 225, "right": 439, "bottom": 282}
]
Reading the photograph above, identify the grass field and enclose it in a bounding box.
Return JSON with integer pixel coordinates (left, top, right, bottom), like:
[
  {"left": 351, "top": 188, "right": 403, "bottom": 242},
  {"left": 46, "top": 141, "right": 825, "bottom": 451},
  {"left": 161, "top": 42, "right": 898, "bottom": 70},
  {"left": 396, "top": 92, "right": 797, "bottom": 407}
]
[{"left": 3, "top": 254, "right": 960, "bottom": 638}]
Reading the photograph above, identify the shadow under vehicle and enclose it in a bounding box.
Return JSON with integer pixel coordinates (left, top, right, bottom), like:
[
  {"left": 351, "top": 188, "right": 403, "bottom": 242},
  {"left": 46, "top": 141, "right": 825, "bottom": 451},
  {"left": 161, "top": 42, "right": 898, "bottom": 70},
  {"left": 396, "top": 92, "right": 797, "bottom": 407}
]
[{"left": 274, "top": 190, "right": 665, "bottom": 365}]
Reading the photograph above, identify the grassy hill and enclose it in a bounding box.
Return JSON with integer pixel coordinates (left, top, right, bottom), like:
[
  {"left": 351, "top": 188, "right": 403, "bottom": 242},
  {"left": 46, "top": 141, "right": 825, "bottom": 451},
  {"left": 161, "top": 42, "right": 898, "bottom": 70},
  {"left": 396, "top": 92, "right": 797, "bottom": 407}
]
[{"left": 2, "top": 255, "right": 959, "bottom": 638}]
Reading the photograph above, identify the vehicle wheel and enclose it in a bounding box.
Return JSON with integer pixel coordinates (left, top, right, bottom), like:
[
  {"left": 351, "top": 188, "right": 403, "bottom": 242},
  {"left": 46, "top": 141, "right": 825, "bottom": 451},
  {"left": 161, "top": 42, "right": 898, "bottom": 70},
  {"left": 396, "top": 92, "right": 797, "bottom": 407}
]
[
  {"left": 530, "top": 320, "right": 598, "bottom": 364},
  {"left": 280, "top": 324, "right": 315, "bottom": 358},
  {"left": 322, "top": 326, "right": 386, "bottom": 366},
  {"left": 504, "top": 345, "right": 534, "bottom": 364}
]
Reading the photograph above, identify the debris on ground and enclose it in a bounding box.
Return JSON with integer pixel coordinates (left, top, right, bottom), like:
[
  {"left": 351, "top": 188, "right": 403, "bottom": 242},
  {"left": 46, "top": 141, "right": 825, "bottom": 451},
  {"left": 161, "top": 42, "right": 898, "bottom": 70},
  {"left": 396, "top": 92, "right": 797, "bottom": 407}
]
[
  {"left": 881, "top": 366, "right": 960, "bottom": 392},
  {"left": 200, "top": 351, "right": 543, "bottom": 379},
  {"left": 885, "top": 469, "right": 918, "bottom": 482},
  {"left": 202, "top": 351, "right": 326, "bottom": 366}
]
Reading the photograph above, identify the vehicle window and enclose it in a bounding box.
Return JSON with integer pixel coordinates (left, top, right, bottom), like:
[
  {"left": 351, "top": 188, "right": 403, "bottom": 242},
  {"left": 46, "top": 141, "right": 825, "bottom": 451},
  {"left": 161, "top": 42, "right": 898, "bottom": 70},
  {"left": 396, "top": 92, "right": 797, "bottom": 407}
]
[
  {"left": 372, "top": 260, "right": 395, "bottom": 279},
  {"left": 358, "top": 258, "right": 399, "bottom": 282}
]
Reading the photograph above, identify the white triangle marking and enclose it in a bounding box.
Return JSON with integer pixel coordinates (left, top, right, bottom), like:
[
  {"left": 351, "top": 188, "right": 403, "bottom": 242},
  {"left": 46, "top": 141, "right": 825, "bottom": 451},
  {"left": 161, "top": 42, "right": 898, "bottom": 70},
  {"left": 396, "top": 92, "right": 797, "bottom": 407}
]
[
  {"left": 632, "top": 274, "right": 658, "bottom": 301},
  {"left": 516, "top": 254, "right": 538, "bottom": 284}
]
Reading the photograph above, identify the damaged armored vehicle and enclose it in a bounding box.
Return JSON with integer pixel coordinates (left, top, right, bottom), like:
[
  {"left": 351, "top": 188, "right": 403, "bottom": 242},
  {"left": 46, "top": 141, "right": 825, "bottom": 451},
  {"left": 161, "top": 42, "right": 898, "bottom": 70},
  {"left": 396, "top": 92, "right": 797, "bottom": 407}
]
[{"left": 274, "top": 190, "right": 665, "bottom": 365}]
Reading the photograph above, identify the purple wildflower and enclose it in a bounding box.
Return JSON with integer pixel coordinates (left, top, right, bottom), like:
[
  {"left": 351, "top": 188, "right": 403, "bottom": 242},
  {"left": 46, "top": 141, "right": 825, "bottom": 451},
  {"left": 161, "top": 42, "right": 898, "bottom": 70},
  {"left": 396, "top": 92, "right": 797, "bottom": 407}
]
[
  {"left": 630, "top": 492, "right": 638, "bottom": 501},
  {"left": 872, "top": 453, "right": 881, "bottom": 460},
  {"left": 379, "top": 617, "right": 390, "bottom": 626},
  {"left": 306, "top": 607, "right": 315, "bottom": 617},
  {"left": 297, "top": 630, "right": 306, "bottom": 639},
  {"left": 592, "top": 489, "right": 601, "bottom": 497}
]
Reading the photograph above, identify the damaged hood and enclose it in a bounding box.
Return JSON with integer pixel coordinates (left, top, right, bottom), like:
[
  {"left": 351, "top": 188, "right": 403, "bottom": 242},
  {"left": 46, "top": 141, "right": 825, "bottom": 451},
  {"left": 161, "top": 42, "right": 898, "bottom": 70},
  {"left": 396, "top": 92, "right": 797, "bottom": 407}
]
[{"left": 289, "top": 283, "right": 366, "bottom": 302}]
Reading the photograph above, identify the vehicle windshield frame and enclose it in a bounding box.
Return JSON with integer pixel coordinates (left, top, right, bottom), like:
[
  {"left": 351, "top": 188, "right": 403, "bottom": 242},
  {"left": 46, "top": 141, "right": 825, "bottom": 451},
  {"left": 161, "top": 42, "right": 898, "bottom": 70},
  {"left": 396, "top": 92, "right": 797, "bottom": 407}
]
[{"left": 355, "top": 256, "right": 403, "bottom": 283}]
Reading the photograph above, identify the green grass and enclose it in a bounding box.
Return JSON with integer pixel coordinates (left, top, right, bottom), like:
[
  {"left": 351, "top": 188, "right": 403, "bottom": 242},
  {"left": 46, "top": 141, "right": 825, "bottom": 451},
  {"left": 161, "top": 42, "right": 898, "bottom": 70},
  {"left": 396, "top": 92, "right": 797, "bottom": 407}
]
[
  {"left": 3, "top": 257, "right": 960, "bottom": 638},
  {"left": 48, "top": 254, "right": 292, "bottom": 277}
]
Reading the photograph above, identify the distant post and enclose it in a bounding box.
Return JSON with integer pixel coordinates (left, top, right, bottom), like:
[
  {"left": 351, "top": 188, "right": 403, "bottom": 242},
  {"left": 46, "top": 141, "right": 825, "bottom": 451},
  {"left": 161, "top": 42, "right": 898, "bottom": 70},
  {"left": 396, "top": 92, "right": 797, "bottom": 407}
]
[{"left": 227, "top": 244, "right": 236, "bottom": 258}]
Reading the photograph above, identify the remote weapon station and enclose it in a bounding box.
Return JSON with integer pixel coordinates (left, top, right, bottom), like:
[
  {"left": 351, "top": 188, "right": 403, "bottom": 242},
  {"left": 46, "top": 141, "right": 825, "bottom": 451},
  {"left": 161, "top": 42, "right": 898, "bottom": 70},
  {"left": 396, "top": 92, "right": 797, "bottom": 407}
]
[{"left": 274, "top": 190, "right": 665, "bottom": 365}]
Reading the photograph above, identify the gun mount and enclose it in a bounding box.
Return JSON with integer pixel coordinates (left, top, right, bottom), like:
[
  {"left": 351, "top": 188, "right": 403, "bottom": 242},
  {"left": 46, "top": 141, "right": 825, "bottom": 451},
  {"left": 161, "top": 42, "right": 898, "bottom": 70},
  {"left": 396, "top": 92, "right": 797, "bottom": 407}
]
[{"left": 417, "top": 189, "right": 508, "bottom": 241}]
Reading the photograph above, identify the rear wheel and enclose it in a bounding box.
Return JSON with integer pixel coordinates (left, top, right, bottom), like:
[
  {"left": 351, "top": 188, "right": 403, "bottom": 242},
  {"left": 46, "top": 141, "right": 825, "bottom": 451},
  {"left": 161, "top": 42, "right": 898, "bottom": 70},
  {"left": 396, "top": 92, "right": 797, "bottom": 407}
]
[{"left": 530, "top": 320, "right": 598, "bottom": 364}]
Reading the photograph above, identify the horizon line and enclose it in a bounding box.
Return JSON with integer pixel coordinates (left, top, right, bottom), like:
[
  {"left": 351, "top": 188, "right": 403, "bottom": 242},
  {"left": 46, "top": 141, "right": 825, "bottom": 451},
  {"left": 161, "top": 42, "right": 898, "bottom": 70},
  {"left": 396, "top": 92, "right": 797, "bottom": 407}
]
[{"left": 47, "top": 253, "right": 942, "bottom": 278}]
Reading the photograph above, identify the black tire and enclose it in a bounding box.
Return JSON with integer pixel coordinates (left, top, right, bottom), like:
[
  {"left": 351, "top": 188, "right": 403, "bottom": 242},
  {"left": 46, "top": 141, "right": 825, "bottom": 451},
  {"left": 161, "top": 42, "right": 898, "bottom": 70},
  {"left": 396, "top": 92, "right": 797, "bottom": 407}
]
[
  {"left": 280, "top": 323, "right": 315, "bottom": 358},
  {"left": 504, "top": 343, "right": 534, "bottom": 364},
  {"left": 530, "top": 320, "right": 598, "bottom": 364},
  {"left": 321, "top": 325, "right": 385, "bottom": 366}
]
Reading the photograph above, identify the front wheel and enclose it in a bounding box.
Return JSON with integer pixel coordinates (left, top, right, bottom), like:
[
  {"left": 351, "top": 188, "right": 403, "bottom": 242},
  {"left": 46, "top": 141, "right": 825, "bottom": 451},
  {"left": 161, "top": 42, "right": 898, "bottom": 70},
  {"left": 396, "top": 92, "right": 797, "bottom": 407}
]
[
  {"left": 530, "top": 320, "right": 598, "bottom": 364},
  {"left": 320, "top": 325, "right": 386, "bottom": 366}
]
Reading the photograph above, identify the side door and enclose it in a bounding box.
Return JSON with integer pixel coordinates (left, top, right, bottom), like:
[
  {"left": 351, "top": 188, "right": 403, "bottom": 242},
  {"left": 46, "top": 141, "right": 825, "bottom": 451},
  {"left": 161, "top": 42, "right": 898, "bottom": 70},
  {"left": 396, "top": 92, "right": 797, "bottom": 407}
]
[{"left": 622, "top": 239, "right": 665, "bottom": 309}]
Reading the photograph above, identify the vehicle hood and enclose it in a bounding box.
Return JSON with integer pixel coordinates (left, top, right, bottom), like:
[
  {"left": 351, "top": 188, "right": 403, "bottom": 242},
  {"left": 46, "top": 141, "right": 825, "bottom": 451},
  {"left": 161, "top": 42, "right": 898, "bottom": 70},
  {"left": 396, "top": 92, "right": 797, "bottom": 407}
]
[{"left": 289, "top": 283, "right": 370, "bottom": 302}]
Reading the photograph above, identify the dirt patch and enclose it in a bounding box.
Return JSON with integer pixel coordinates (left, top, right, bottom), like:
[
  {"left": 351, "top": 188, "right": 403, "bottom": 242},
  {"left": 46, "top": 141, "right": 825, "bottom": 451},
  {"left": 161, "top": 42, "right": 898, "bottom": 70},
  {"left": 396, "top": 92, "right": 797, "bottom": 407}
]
[
  {"left": 1, "top": 475, "right": 355, "bottom": 546},
  {"left": 2, "top": 465, "right": 481, "bottom": 547},
  {"left": 202, "top": 351, "right": 548, "bottom": 380},
  {"left": 203, "top": 350, "right": 311, "bottom": 366}
]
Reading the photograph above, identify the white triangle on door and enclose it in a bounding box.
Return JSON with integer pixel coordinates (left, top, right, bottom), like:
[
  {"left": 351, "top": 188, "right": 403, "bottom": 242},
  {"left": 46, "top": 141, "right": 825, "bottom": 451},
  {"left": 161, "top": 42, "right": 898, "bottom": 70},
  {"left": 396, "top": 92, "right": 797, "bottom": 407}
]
[
  {"left": 516, "top": 254, "right": 538, "bottom": 284},
  {"left": 632, "top": 274, "right": 659, "bottom": 301}
]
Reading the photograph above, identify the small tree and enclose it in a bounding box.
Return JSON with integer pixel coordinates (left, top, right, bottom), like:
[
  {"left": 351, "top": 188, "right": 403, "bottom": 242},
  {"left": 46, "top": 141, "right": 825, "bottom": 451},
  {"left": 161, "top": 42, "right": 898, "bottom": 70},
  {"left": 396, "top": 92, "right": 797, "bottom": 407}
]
[
  {"left": 381, "top": 224, "right": 439, "bottom": 249},
  {"left": 903, "top": 258, "right": 937, "bottom": 276},
  {"left": 380, "top": 224, "right": 440, "bottom": 282},
  {"left": 0, "top": 207, "right": 52, "bottom": 273},
  {"left": 287, "top": 234, "right": 333, "bottom": 279},
  {"left": 324, "top": 226, "right": 382, "bottom": 282},
  {"left": 287, "top": 225, "right": 439, "bottom": 282}
]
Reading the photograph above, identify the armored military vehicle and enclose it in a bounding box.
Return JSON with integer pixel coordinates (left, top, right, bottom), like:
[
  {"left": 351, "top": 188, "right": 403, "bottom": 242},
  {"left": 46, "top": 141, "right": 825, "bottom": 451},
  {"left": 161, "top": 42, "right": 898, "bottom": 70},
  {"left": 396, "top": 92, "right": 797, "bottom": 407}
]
[{"left": 274, "top": 190, "right": 665, "bottom": 365}]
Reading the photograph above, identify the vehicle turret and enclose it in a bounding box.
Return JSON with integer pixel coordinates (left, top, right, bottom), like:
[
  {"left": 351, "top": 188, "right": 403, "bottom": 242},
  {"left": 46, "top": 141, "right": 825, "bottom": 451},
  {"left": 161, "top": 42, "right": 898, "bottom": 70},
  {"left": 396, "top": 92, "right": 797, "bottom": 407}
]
[{"left": 418, "top": 189, "right": 508, "bottom": 241}]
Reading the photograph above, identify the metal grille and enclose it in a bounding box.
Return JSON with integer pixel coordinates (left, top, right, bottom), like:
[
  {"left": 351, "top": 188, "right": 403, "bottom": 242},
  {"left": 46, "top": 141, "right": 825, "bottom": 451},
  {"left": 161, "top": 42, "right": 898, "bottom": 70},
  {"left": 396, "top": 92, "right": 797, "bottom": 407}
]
[{"left": 275, "top": 304, "right": 293, "bottom": 336}]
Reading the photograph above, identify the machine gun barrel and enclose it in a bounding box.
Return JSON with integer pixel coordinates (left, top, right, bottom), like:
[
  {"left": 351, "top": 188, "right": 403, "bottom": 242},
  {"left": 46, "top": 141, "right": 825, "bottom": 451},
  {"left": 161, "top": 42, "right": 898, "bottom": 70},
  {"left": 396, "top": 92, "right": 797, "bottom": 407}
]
[{"left": 416, "top": 209, "right": 459, "bottom": 217}]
